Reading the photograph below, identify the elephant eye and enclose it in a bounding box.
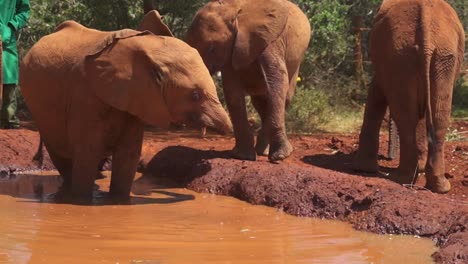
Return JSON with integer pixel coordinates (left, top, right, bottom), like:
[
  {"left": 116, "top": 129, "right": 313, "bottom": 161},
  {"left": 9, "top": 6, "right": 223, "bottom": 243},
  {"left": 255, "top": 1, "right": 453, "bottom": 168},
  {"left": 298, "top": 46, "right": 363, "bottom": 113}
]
[{"left": 191, "top": 90, "right": 203, "bottom": 102}]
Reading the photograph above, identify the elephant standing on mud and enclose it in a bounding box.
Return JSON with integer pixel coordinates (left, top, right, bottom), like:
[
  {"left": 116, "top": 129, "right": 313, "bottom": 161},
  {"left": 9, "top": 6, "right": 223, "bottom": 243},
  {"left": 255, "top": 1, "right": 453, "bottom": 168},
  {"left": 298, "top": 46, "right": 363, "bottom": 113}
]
[
  {"left": 353, "top": 0, "right": 465, "bottom": 193},
  {"left": 20, "top": 15, "right": 232, "bottom": 202},
  {"left": 186, "top": 0, "right": 311, "bottom": 161}
]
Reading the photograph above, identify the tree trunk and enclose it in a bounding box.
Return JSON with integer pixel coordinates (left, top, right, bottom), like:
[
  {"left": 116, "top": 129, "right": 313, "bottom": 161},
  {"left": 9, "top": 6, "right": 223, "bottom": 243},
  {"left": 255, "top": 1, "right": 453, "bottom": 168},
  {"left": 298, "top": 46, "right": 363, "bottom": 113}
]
[
  {"left": 143, "top": 0, "right": 155, "bottom": 14},
  {"left": 352, "top": 16, "right": 366, "bottom": 92}
]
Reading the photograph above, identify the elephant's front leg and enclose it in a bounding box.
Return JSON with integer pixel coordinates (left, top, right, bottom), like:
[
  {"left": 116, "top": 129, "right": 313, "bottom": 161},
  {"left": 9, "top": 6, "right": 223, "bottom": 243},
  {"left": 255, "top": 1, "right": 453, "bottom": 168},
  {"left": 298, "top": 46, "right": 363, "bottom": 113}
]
[
  {"left": 222, "top": 68, "right": 256, "bottom": 161},
  {"left": 258, "top": 49, "right": 292, "bottom": 161},
  {"left": 71, "top": 149, "right": 102, "bottom": 203},
  {"left": 110, "top": 117, "right": 144, "bottom": 199}
]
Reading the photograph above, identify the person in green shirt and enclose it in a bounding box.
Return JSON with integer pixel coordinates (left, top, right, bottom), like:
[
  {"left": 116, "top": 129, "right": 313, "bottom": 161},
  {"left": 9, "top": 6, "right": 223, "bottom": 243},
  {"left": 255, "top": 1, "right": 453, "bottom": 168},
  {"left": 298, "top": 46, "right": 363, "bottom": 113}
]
[{"left": 0, "top": 0, "right": 30, "bottom": 129}]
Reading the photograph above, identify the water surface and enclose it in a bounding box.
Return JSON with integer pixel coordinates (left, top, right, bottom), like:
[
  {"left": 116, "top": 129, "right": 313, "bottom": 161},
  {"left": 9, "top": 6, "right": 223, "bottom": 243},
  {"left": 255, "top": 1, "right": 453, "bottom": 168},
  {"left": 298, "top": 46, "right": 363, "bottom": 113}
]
[{"left": 0, "top": 172, "right": 436, "bottom": 264}]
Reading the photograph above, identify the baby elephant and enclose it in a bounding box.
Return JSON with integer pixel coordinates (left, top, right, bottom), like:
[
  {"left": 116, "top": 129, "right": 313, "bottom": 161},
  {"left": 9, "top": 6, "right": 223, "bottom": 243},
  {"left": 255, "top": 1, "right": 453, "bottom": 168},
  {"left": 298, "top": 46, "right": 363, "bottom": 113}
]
[
  {"left": 353, "top": 0, "right": 465, "bottom": 193},
  {"left": 21, "top": 20, "right": 232, "bottom": 202},
  {"left": 186, "top": 0, "right": 311, "bottom": 161}
]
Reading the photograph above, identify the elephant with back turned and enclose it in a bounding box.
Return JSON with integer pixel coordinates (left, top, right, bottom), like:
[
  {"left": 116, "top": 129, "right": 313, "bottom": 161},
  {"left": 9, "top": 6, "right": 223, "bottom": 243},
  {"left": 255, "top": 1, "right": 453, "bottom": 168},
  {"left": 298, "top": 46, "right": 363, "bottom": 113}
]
[
  {"left": 20, "top": 13, "right": 232, "bottom": 202},
  {"left": 353, "top": 0, "right": 465, "bottom": 193},
  {"left": 186, "top": 0, "right": 311, "bottom": 161}
]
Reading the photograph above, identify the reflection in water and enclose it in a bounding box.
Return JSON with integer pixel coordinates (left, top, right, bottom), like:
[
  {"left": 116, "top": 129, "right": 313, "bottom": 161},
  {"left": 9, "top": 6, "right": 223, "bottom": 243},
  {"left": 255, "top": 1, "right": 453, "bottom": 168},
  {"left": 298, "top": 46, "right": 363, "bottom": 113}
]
[{"left": 0, "top": 172, "right": 436, "bottom": 264}]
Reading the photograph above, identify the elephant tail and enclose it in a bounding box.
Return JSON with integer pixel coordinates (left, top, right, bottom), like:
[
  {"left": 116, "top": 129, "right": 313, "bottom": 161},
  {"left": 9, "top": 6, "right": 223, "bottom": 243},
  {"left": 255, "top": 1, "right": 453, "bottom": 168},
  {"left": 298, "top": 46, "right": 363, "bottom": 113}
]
[
  {"left": 419, "top": 4, "right": 436, "bottom": 160},
  {"left": 33, "top": 137, "right": 44, "bottom": 169}
]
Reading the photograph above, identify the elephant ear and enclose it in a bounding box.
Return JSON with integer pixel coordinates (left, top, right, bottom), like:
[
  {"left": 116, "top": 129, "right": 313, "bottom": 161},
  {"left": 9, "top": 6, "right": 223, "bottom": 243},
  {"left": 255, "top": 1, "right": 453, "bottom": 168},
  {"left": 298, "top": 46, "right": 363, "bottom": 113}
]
[
  {"left": 85, "top": 31, "right": 172, "bottom": 127},
  {"left": 88, "top": 29, "right": 151, "bottom": 56},
  {"left": 231, "top": 0, "right": 288, "bottom": 70},
  {"left": 138, "top": 10, "right": 174, "bottom": 37}
]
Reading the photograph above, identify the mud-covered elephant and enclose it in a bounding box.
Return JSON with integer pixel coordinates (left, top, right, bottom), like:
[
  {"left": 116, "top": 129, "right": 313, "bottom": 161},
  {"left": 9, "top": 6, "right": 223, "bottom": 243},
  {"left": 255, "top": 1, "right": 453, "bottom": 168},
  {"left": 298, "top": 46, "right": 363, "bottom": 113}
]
[
  {"left": 20, "top": 17, "right": 232, "bottom": 201},
  {"left": 353, "top": 0, "right": 465, "bottom": 193},
  {"left": 32, "top": 10, "right": 178, "bottom": 172},
  {"left": 186, "top": 0, "right": 311, "bottom": 161}
]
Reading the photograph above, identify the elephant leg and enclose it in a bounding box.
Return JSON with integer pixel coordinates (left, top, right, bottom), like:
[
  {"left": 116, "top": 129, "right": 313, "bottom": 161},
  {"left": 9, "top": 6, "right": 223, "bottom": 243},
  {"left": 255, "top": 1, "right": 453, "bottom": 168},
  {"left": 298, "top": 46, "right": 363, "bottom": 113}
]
[
  {"left": 258, "top": 48, "right": 292, "bottom": 161},
  {"left": 222, "top": 68, "right": 256, "bottom": 161},
  {"left": 69, "top": 125, "right": 105, "bottom": 201},
  {"left": 70, "top": 151, "right": 101, "bottom": 202},
  {"left": 109, "top": 118, "right": 144, "bottom": 199},
  {"left": 251, "top": 95, "right": 269, "bottom": 156},
  {"left": 353, "top": 80, "right": 387, "bottom": 172},
  {"left": 389, "top": 86, "right": 419, "bottom": 185},
  {"left": 251, "top": 64, "right": 299, "bottom": 157},
  {"left": 424, "top": 66, "right": 455, "bottom": 193},
  {"left": 47, "top": 149, "right": 72, "bottom": 193}
]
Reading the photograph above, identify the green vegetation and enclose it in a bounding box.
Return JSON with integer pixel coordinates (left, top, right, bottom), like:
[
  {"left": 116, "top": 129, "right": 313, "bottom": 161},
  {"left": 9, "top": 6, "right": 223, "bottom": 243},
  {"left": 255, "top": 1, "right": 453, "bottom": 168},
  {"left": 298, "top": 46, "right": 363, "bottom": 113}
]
[
  {"left": 17, "top": 0, "right": 468, "bottom": 133},
  {"left": 453, "top": 75, "right": 468, "bottom": 118}
]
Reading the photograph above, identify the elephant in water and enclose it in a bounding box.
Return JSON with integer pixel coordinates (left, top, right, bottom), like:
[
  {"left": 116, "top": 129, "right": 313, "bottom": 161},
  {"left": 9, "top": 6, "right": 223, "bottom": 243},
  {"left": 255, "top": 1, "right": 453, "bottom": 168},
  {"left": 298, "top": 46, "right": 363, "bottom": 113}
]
[
  {"left": 186, "top": 0, "right": 311, "bottom": 161},
  {"left": 353, "top": 0, "right": 465, "bottom": 193},
  {"left": 21, "top": 16, "right": 232, "bottom": 202}
]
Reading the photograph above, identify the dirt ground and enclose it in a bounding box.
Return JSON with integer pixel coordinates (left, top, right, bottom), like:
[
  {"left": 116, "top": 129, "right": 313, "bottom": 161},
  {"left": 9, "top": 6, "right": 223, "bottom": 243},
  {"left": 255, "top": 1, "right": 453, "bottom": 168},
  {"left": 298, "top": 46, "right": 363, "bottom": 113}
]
[{"left": 0, "top": 121, "right": 467, "bottom": 263}]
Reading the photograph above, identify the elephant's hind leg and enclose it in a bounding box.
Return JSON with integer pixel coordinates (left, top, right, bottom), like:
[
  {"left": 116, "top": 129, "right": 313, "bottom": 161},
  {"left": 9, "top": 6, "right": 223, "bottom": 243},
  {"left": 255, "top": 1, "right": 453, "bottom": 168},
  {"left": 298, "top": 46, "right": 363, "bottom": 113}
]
[
  {"left": 424, "top": 54, "right": 456, "bottom": 193},
  {"left": 388, "top": 80, "right": 420, "bottom": 185},
  {"left": 353, "top": 80, "right": 387, "bottom": 173},
  {"left": 109, "top": 118, "right": 144, "bottom": 199}
]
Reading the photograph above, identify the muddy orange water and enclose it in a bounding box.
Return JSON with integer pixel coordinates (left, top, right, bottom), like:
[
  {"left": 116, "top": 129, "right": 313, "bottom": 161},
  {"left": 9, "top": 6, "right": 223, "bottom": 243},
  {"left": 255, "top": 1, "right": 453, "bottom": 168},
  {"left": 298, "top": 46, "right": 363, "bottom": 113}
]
[{"left": 0, "top": 172, "right": 436, "bottom": 264}]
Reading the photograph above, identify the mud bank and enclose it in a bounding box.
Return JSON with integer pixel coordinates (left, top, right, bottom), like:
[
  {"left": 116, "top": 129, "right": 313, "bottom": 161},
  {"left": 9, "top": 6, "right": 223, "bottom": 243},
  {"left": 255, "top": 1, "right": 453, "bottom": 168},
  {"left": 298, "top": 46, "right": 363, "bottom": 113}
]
[
  {"left": 1, "top": 127, "right": 467, "bottom": 263},
  {"left": 0, "top": 129, "right": 53, "bottom": 175}
]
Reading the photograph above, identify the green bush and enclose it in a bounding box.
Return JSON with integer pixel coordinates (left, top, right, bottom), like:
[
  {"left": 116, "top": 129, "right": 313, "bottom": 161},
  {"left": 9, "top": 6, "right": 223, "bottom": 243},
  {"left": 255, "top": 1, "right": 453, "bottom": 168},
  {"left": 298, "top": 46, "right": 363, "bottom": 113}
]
[
  {"left": 452, "top": 74, "right": 468, "bottom": 117},
  {"left": 285, "top": 85, "right": 331, "bottom": 133}
]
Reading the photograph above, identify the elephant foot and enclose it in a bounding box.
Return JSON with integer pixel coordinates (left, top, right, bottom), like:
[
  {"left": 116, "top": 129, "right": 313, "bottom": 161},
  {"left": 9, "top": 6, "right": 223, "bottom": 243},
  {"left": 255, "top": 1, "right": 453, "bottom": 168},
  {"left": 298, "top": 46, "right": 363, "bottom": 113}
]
[
  {"left": 268, "top": 140, "right": 293, "bottom": 162},
  {"left": 255, "top": 135, "right": 270, "bottom": 156},
  {"left": 425, "top": 175, "right": 451, "bottom": 194},
  {"left": 231, "top": 145, "right": 256, "bottom": 161}
]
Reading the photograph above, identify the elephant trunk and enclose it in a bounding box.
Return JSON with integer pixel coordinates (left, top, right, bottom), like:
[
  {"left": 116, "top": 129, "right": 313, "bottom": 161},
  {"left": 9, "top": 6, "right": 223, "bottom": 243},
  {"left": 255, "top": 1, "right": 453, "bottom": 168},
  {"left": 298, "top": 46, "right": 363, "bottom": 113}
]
[{"left": 200, "top": 101, "right": 232, "bottom": 135}]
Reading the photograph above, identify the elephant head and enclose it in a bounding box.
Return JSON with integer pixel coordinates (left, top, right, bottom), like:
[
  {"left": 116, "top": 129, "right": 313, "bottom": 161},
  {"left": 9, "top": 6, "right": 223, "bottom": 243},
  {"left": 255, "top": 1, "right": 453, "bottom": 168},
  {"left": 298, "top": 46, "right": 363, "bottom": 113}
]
[
  {"left": 186, "top": 0, "right": 288, "bottom": 73},
  {"left": 83, "top": 25, "right": 232, "bottom": 134}
]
